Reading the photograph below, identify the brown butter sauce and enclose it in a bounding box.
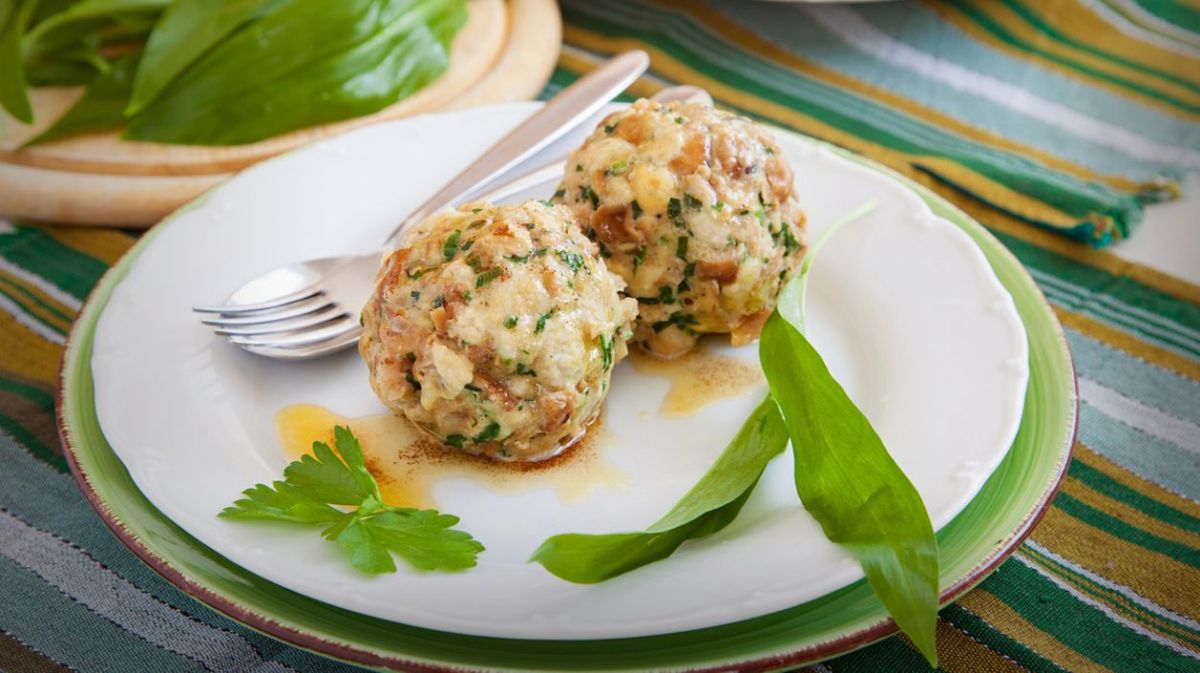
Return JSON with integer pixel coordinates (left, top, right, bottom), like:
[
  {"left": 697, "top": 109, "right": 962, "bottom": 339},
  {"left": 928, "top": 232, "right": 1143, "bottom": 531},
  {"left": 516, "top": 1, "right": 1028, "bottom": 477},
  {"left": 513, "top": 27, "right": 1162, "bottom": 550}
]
[
  {"left": 275, "top": 404, "right": 628, "bottom": 509},
  {"left": 628, "top": 340, "right": 763, "bottom": 417}
]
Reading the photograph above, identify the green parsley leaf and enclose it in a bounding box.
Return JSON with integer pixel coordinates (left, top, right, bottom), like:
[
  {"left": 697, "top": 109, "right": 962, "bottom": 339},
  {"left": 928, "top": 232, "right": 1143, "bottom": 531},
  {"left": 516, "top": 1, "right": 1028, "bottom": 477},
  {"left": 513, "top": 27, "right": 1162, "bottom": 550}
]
[
  {"left": 631, "top": 200, "right": 643, "bottom": 219},
  {"left": 555, "top": 250, "right": 585, "bottom": 274},
  {"left": 475, "top": 267, "right": 502, "bottom": 288},
  {"left": 282, "top": 425, "right": 378, "bottom": 505},
  {"left": 605, "top": 160, "right": 628, "bottom": 176},
  {"left": 599, "top": 333, "right": 613, "bottom": 370},
  {"left": 675, "top": 236, "right": 689, "bottom": 260},
  {"left": 683, "top": 193, "right": 702, "bottom": 210},
  {"left": 632, "top": 245, "right": 647, "bottom": 274},
  {"left": 220, "top": 425, "right": 484, "bottom": 575},
  {"left": 474, "top": 422, "right": 500, "bottom": 443},
  {"left": 503, "top": 316, "right": 518, "bottom": 329},
  {"left": 535, "top": 307, "right": 555, "bottom": 334},
  {"left": 442, "top": 229, "right": 461, "bottom": 260},
  {"left": 651, "top": 312, "right": 697, "bottom": 333},
  {"left": 667, "top": 197, "right": 682, "bottom": 222}
]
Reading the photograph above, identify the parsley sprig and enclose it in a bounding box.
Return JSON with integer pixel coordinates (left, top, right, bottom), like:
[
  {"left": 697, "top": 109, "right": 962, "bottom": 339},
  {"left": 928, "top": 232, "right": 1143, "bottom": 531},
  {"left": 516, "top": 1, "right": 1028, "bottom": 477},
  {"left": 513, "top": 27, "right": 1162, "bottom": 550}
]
[{"left": 220, "top": 426, "right": 484, "bottom": 574}]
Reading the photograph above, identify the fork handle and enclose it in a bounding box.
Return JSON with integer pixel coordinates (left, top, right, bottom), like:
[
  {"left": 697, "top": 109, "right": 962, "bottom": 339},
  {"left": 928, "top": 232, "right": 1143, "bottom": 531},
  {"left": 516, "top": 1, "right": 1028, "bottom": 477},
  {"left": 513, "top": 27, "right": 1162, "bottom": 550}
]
[{"left": 381, "top": 50, "right": 649, "bottom": 247}]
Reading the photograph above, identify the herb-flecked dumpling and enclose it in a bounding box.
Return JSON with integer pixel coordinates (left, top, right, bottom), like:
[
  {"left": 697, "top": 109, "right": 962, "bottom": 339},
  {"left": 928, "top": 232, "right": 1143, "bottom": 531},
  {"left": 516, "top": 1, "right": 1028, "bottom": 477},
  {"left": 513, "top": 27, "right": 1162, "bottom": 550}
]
[
  {"left": 555, "top": 99, "right": 807, "bottom": 359},
  {"left": 360, "top": 201, "right": 637, "bottom": 462}
]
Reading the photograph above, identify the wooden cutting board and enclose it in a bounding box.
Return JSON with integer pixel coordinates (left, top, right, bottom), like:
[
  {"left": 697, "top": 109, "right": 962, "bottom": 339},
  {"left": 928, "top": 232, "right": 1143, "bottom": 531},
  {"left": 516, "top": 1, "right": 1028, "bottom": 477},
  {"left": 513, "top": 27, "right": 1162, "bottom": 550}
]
[{"left": 0, "top": 0, "right": 560, "bottom": 227}]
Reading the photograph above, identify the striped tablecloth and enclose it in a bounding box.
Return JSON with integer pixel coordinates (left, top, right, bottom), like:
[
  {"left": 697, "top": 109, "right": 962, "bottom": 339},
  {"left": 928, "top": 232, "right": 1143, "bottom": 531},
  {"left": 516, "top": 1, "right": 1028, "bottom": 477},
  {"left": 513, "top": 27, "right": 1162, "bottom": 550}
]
[{"left": 2, "top": 1, "right": 1197, "bottom": 671}]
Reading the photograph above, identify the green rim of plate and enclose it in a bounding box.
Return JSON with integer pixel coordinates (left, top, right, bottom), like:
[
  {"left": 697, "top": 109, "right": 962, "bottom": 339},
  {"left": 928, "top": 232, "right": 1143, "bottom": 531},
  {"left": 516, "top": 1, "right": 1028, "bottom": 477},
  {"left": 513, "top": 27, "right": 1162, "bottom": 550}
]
[{"left": 57, "top": 135, "right": 1077, "bottom": 673}]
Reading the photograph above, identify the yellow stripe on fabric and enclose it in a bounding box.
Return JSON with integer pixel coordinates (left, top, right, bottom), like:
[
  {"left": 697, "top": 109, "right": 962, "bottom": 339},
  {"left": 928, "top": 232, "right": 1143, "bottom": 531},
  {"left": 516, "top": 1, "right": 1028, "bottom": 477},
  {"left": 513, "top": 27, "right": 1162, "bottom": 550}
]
[
  {"left": 1023, "top": 547, "right": 1200, "bottom": 652},
  {"left": 927, "top": 183, "right": 1200, "bottom": 305},
  {"left": 0, "top": 271, "right": 76, "bottom": 323},
  {"left": 0, "top": 312, "right": 60, "bottom": 384},
  {"left": 41, "top": 226, "right": 136, "bottom": 266},
  {"left": 653, "top": 0, "right": 1153, "bottom": 194},
  {"left": 1077, "top": 444, "right": 1200, "bottom": 519},
  {"left": 933, "top": 619, "right": 1032, "bottom": 673},
  {"left": 0, "top": 277, "right": 72, "bottom": 335},
  {"left": 1030, "top": 504, "right": 1200, "bottom": 618},
  {"left": 1027, "top": 0, "right": 1200, "bottom": 83},
  {"left": 1055, "top": 307, "right": 1200, "bottom": 379},
  {"left": 958, "top": 590, "right": 1119, "bottom": 673},
  {"left": 926, "top": 0, "right": 1199, "bottom": 120},
  {"left": 918, "top": 157, "right": 1082, "bottom": 228},
  {"left": 1062, "top": 475, "right": 1200, "bottom": 548},
  {"left": 558, "top": 48, "right": 666, "bottom": 99}
]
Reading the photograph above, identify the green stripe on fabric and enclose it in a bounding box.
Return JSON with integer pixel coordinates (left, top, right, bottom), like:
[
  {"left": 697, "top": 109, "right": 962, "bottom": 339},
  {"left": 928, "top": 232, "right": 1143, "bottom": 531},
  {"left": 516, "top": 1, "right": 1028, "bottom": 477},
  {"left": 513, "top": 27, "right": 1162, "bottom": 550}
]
[
  {"left": 825, "top": 634, "right": 933, "bottom": 671},
  {"left": 0, "top": 434, "right": 361, "bottom": 673},
  {"left": 0, "top": 414, "right": 65, "bottom": 473},
  {"left": 922, "top": 168, "right": 1114, "bottom": 245},
  {"left": 0, "top": 276, "right": 74, "bottom": 326},
  {"left": 985, "top": 556, "right": 1199, "bottom": 669},
  {"left": 1069, "top": 459, "right": 1200, "bottom": 534},
  {"left": 1079, "top": 405, "right": 1200, "bottom": 503},
  {"left": 0, "top": 227, "right": 109, "bottom": 301},
  {"left": 941, "top": 601, "right": 1068, "bottom": 672},
  {"left": 0, "top": 557, "right": 208, "bottom": 673},
  {"left": 0, "top": 377, "right": 54, "bottom": 412},
  {"left": 564, "top": 2, "right": 1149, "bottom": 243},
  {"left": 1065, "top": 330, "right": 1200, "bottom": 426},
  {"left": 1021, "top": 547, "right": 1200, "bottom": 649},
  {"left": 1036, "top": 272, "right": 1200, "bottom": 359},
  {"left": 1134, "top": 0, "right": 1200, "bottom": 32},
  {"left": 1055, "top": 492, "right": 1200, "bottom": 568},
  {"left": 991, "top": 229, "right": 1200, "bottom": 348},
  {"left": 1000, "top": 0, "right": 1200, "bottom": 95}
]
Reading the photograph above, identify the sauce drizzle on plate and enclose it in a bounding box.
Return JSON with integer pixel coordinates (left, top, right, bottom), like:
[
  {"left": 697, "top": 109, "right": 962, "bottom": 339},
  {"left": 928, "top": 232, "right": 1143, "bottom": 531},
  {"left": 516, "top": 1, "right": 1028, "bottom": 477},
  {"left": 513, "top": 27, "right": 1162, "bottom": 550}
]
[
  {"left": 275, "top": 404, "right": 628, "bottom": 509},
  {"left": 628, "top": 342, "right": 764, "bottom": 417}
]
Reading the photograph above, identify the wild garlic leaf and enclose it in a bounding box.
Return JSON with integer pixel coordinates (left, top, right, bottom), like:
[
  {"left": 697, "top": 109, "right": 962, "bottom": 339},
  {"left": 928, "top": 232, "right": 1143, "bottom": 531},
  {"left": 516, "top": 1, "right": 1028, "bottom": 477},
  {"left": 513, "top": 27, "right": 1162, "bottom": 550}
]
[
  {"left": 221, "top": 425, "right": 484, "bottom": 574},
  {"left": 24, "top": 54, "right": 139, "bottom": 146},
  {"left": 0, "top": 0, "right": 36, "bottom": 123},
  {"left": 24, "top": 0, "right": 168, "bottom": 51},
  {"left": 126, "top": 0, "right": 270, "bottom": 115},
  {"left": 530, "top": 397, "right": 789, "bottom": 583},
  {"left": 126, "top": 0, "right": 465, "bottom": 145},
  {"left": 282, "top": 425, "right": 380, "bottom": 506},
  {"left": 759, "top": 312, "right": 939, "bottom": 666},
  {"left": 759, "top": 198, "right": 938, "bottom": 666}
]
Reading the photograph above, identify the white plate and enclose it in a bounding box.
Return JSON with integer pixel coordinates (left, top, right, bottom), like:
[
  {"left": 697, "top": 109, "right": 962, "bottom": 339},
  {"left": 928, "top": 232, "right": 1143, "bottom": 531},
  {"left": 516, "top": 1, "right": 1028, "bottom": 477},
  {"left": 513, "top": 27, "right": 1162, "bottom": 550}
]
[{"left": 91, "top": 103, "right": 1028, "bottom": 640}]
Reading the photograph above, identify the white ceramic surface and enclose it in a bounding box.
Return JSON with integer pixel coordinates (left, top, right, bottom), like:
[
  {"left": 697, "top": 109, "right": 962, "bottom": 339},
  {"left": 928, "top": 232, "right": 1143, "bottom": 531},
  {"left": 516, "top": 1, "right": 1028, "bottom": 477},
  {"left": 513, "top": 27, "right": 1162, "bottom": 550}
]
[{"left": 91, "top": 103, "right": 1028, "bottom": 640}]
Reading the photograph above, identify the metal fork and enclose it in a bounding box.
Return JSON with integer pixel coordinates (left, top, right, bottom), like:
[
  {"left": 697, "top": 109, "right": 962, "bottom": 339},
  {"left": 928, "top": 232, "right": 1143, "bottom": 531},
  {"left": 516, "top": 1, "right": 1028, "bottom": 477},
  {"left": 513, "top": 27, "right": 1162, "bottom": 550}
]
[{"left": 194, "top": 80, "right": 711, "bottom": 360}]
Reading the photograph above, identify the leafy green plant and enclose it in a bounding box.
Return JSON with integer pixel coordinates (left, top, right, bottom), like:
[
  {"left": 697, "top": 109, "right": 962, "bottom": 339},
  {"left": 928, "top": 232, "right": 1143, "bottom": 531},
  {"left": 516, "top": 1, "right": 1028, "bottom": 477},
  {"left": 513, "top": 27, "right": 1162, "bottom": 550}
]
[
  {"left": 220, "top": 425, "right": 483, "bottom": 574},
  {"left": 6, "top": 0, "right": 466, "bottom": 146}
]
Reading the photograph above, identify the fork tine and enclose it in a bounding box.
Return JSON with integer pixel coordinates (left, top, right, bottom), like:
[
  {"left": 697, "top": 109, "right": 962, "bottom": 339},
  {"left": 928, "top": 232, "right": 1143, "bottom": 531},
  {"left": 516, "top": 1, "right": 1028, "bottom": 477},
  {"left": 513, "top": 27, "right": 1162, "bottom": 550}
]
[
  {"left": 192, "top": 287, "right": 321, "bottom": 314},
  {"left": 227, "top": 319, "right": 361, "bottom": 349},
  {"left": 199, "top": 296, "right": 335, "bottom": 327},
  {"left": 212, "top": 309, "right": 348, "bottom": 336}
]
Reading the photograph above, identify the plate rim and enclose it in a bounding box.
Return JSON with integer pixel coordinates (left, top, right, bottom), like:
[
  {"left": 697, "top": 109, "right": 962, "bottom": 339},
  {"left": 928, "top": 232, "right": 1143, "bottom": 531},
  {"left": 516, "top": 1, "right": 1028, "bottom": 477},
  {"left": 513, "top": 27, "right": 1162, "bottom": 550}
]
[{"left": 56, "top": 109, "right": 1079, "bottom": 673}]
